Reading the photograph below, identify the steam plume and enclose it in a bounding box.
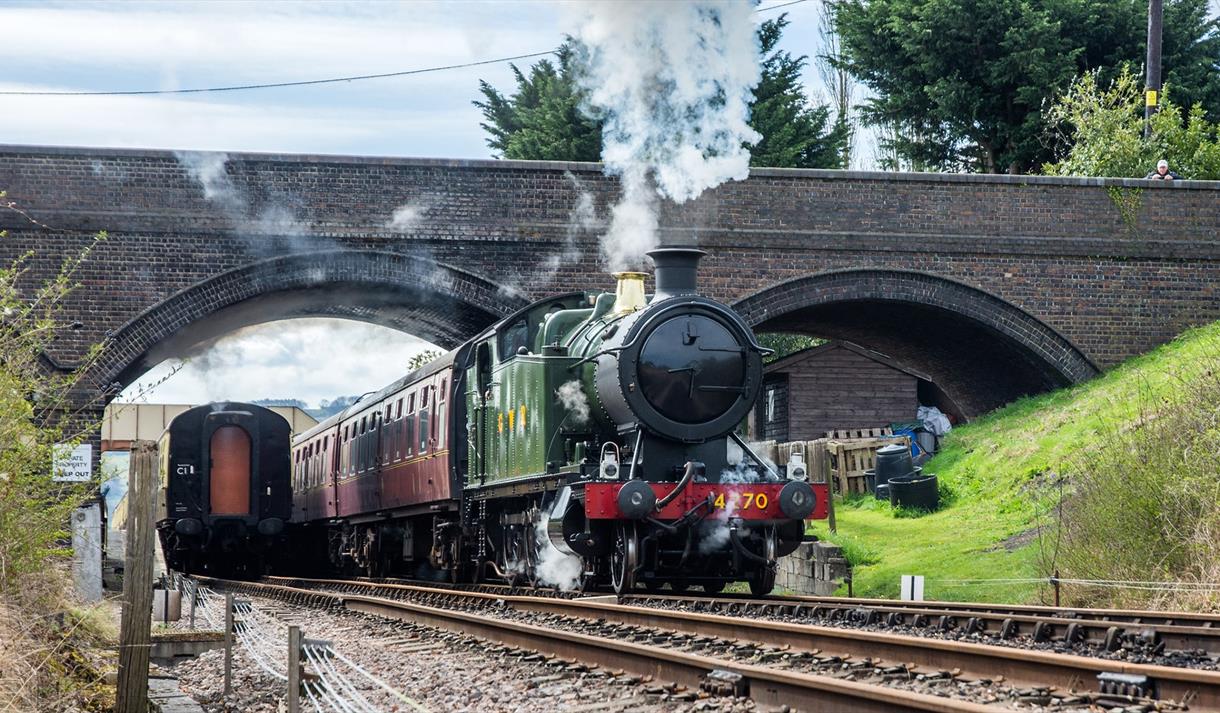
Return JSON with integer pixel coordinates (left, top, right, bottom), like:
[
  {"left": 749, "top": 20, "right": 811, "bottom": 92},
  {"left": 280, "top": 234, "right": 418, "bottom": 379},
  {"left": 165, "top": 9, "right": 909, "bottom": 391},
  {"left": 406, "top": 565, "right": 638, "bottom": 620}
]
[
  {"left": 570, "top": 1, "right": 762, "bottom": 270},
  {"left": 386, "top": 202, "right": 429, "bottom": 233},
  {"left": 556, "top": 380, "right": 590, "bottom": 425}
]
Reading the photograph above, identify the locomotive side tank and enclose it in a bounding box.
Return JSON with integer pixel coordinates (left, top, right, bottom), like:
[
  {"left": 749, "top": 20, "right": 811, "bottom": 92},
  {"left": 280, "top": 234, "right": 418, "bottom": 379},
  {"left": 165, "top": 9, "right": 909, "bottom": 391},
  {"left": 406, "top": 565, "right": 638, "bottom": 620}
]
[{"left": 156, "top": 402, "right": 292, "bottom": 576}]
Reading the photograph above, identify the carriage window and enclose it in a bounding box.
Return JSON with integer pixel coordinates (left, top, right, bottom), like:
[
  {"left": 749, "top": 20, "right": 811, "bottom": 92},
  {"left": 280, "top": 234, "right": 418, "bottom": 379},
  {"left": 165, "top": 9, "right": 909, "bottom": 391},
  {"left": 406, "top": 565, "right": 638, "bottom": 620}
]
[
  {"left": 396, "top": 399, "right": 403, "bottom": 419},
  {"left": 408, "top": 393, "right": 416, "bottom": 413},
  {"left": 421, "top": 388, "right": 429, "bottom": 408},
  {"left": 361, "top": 417, "right": 366, "bottom": 434},
  {"left": 419, "top": 409, "right": 429, "bottom": 453},
  {"left": 405, "top": 415, "right": 414, "bottom": 456},
  {"left": 439, "top": 380, "right": 447, "bottom": 402}
]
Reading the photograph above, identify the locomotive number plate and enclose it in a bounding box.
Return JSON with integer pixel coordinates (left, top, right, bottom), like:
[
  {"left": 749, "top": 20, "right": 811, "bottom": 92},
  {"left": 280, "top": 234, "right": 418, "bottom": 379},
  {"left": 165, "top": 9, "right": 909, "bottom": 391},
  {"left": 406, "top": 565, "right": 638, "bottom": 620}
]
[{"left": 712, "top": 492, "right": 769, "bottom": 510}]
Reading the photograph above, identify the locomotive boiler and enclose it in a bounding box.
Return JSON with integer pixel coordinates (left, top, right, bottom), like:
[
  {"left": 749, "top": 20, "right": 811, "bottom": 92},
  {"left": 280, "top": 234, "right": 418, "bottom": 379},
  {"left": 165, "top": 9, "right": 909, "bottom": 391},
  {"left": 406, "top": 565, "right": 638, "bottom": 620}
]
[
  {"left": 156, "top": 402, "right": 291, "bottom": 576},
  {"left": 290, "top": 247, "right": 827, "bottom": 595}
]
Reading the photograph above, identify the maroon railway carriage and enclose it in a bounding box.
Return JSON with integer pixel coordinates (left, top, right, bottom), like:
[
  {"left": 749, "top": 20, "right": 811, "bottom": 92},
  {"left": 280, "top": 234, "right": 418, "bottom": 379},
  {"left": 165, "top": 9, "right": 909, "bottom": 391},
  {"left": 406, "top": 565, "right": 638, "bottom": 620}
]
[{"left": 290, "top": 351, "right": 468, "bottom": 575}]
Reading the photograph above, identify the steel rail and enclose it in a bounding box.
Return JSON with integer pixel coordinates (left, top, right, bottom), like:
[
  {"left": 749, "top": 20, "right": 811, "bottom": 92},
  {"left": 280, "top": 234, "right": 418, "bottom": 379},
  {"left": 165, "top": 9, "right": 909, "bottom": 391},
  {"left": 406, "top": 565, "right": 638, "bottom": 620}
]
[
  {"left": 207, "top": 576, "right": 1220, "bottom": 710},
  {"left": 199, "top": 577, "right": 993, "bottom": 713},
  {"left": 626, "top": 592, "right": 1220, "bottom": 655}
]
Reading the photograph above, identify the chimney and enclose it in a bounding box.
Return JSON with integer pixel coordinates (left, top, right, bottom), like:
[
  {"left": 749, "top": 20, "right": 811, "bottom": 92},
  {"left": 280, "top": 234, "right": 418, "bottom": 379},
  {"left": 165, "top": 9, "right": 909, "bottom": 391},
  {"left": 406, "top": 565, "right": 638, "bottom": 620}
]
[
  {"left": 610, "top": 271, "right": 648, "bottom": 315},
  {"left": 647, "top": 247, "right": 707, "bottom": 301}
]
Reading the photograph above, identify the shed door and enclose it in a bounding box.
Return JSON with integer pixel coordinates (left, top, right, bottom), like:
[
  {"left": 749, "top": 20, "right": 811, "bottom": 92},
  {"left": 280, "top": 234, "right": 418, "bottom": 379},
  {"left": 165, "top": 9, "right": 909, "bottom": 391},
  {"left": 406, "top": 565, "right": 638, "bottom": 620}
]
[{"left": 210, "top": 425, "right": 251, "bottom": 515}]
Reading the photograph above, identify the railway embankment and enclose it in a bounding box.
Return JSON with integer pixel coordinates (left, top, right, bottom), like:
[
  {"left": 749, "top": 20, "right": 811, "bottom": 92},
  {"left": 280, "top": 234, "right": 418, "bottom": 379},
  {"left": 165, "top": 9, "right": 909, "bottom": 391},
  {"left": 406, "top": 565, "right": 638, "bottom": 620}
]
[{"left": 814, "top": 321, "right": 1220, "bottom": 608}]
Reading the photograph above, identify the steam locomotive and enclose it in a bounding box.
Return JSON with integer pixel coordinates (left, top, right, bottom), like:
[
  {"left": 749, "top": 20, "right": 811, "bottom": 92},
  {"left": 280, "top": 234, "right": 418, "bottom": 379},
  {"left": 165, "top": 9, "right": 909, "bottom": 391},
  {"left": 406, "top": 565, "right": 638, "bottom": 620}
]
[
  {"left": 289, "top": 247, "right": 828, "bottom": 594},
  {"left": 156, "top": 402, "right": 292, "bottom": 576}
]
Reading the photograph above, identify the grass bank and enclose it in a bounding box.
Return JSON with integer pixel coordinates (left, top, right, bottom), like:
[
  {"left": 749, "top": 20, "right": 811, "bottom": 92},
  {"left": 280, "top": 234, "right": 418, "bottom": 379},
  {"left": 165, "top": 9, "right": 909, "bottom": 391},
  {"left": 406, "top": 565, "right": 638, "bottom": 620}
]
[{"left": 807, "top": 321, "right": 1220, "bottom": 604}]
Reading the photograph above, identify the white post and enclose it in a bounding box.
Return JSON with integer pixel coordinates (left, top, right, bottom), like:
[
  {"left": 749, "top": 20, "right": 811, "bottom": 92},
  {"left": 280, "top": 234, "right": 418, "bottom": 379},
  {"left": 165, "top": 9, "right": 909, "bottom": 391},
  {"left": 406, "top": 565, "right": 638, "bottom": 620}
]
[{"left": 900, "top": 574, "right": 925, "bottom": 601}]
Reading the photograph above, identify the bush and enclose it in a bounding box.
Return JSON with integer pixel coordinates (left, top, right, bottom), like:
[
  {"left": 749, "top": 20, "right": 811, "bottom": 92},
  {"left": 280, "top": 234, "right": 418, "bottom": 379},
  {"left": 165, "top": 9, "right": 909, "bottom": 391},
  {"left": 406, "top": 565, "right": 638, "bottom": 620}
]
[
  {"left": 1044, "top": 331, "right": 1220, "bottom": 609},
  {"left": 1043, "top": 67, "right": 1220, "bottom": 180},
  {"left": 0, "top": 193, "right": 106, "bottom": 598}
]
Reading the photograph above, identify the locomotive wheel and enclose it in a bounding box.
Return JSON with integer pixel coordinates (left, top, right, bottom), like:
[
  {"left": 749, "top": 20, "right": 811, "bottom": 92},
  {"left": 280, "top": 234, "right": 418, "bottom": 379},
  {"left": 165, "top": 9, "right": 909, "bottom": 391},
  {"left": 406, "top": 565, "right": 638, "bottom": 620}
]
[
  {"left": 702, "top": 581, "right": 726, "bottom": 594},
  {"left": 748, "top": 527, "right": 778, "bottom": 597},
  {"left": 670, "top": 579, "right": 690, "bottom": 594},
  {"left": 610, "top": 524, "right": 638, "bottom": 595}
]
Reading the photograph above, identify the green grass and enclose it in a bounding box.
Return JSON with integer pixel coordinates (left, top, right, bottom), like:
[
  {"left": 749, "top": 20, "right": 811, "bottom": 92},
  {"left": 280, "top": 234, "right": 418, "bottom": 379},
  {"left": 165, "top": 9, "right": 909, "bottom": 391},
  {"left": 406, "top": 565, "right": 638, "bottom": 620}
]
[{"left": 806, "top": 321, "right": 1220, "bottom": 603}]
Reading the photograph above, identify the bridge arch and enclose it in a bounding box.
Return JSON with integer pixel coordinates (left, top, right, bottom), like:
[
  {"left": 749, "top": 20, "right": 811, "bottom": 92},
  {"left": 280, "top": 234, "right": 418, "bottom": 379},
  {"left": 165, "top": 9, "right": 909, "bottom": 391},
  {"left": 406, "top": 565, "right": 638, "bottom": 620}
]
[
  {"left": 88, "top": 249, "right": 526, "bottom": 396},
  {"left": 733, "top": 269, "right": 1098, "bottom": 418}
]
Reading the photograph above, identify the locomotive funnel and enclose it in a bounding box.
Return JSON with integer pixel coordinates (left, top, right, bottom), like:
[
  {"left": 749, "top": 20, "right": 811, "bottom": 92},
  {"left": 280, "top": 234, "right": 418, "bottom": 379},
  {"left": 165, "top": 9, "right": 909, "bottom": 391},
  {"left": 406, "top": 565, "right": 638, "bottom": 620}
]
[
  {"left": 610, "top": 271, "right": 648, "bottom": 315},
  {"left": 647, "top": 247, "right": 707, "bottom": 301}
]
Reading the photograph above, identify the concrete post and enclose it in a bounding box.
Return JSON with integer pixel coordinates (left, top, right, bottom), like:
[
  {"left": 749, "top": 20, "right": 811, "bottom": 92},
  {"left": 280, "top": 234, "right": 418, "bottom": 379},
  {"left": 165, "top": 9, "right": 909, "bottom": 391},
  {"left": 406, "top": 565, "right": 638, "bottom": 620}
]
[{"left": 71, "top": 502, "right": 103, "bottom": 602}]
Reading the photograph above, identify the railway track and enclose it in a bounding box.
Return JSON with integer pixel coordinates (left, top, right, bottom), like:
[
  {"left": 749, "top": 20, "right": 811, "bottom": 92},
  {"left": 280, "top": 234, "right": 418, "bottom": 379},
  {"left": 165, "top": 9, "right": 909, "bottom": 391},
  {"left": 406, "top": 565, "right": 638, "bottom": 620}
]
[
  {"left": 197, "top": 575, "right": 1220, "bottom": 711},
  {"left": 624, "top": 591, "right": 1220, "bottom": 658},
  {"left": 300, "top": 575, "right": 1220, "bottom": 658}
]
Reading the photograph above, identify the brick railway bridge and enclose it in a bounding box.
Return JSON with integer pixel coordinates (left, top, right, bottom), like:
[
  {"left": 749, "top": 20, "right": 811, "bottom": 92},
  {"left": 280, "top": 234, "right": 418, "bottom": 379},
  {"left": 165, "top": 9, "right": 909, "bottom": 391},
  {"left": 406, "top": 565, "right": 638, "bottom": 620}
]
[{"left": 2, "top": 144, "right": 1218, "bottom": 425}]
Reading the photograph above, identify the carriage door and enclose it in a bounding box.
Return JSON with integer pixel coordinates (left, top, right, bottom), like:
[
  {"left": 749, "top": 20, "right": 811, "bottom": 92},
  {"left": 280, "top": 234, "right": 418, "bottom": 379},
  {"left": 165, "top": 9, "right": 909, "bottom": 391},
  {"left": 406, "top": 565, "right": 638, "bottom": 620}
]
[{"left": 210, "top": 425, "right": 252, "bottom": 515}]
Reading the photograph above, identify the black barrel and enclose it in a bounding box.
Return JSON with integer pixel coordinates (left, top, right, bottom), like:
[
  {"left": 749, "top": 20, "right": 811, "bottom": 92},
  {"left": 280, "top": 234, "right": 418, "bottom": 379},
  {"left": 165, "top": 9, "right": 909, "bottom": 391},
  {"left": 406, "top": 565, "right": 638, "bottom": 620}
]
[
  {"left": 888, "top": 474, "right": 940, "bottom": 511},
  {"left": 870, "top": 443, "right": 920, "bottom": 498}
]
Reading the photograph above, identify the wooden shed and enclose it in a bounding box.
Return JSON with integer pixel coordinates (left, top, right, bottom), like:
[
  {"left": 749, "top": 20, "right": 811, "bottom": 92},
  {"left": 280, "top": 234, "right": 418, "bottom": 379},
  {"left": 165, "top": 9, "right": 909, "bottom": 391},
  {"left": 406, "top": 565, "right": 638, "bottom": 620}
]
[{"left": 751, "top": 341, "right": 933, "bottom": 443}]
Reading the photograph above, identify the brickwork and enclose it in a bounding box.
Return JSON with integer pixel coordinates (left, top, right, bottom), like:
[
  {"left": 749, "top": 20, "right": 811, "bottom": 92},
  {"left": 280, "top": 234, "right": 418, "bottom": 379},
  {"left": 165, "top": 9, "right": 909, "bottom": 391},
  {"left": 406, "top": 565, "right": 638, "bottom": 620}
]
[{"left": 2, "top": 144, "right": 1219, "bottom": 415}]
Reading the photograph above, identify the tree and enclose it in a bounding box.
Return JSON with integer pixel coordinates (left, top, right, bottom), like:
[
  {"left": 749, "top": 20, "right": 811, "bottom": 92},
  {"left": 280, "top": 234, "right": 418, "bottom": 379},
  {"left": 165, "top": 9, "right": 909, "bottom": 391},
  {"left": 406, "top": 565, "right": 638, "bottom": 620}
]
[
  {"left": 756, "top": 333, "right": 825, "bottom": 363},
  {"left": 1043, "top": 68, "right": 1220, "bottom": 179},
  {"left": 476, "top": 16, "right": 848, "bottom": 169},
  {"left": 815, "top": 0, "right": 858, "bottom": 167},
  {"left": 475, "top": 42, "right": 602, "bottom": 162},
  {"left": 750, "top": 15, "right": 850, "bottom": 168},
  {"left": 408, "top": 349, "right": 443, "bottom": 372},
  {"left": 834, "top": 0, "right": 1220, "bottom": 173}
]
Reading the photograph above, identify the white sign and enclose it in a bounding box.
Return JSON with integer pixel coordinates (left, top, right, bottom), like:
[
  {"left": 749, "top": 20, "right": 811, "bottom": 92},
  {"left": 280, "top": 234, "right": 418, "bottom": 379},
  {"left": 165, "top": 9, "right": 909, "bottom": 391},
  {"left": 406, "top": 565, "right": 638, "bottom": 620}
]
[
  {"left": 53, "top": 443, "right": 93, "bottom": 482},
  {"left": 901, "top": 574, "right": 925, "bottom": 601}
]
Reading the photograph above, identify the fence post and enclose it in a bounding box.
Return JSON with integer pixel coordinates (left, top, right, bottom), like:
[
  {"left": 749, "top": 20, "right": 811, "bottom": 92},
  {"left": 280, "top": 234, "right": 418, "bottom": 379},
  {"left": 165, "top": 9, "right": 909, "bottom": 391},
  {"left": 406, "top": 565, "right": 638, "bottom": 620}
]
[
  {"left": 287, "top": 626, "right": 302, "bottom": 713},
  {"left": 1052, "top": 569, "right": 1061, "bottom": 607},
  {"left": 188, "top": 579, "right": 196, "bottom": 630},
  {"left": 115, "top": 440, "right": 157, "bottom": 713},
  {"left": 224, "top": 592, "right": 234, "bottom": 695}
]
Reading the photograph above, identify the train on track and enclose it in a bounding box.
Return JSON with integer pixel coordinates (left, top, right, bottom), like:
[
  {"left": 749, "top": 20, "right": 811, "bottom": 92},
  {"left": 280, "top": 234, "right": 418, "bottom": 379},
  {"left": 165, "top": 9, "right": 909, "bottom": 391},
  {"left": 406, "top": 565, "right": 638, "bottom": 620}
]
[
  {"left": 157, "top": 247, "right": 828, "bottom": 594},
  {"left": 155, "top": 402, "right": 292, "bottom": 576}
]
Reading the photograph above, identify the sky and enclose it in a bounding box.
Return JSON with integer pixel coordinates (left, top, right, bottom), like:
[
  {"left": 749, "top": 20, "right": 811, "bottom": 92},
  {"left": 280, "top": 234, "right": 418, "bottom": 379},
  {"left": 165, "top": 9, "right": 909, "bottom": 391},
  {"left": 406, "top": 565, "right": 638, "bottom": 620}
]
[
  {"left": 0, "top": 0, "right": 829, "bottom": 158},
  {"left": 1, "top": 0, "right": 833, "bottom": 409}
]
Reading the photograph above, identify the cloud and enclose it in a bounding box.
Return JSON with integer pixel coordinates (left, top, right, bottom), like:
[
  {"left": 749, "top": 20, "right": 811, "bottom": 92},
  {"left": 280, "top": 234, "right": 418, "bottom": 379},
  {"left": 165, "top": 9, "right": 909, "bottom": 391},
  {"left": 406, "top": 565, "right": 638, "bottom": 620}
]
[
  {"left": 0, "top": 3, "right": 549, "bottom": 82},
  {"left": 0, "top": 81, "right": 483, "bottom": 155},
  {"left": 118, "top": 318, "right": 438, "bottom": 407}
]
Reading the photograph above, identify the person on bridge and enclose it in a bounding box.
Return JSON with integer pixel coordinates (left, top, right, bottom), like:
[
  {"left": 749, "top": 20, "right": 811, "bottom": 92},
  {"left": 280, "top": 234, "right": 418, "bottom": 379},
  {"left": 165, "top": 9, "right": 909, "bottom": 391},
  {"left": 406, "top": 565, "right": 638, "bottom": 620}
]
[{"left": 1145, "top": 159, "right": 1181, "bottom": 180}]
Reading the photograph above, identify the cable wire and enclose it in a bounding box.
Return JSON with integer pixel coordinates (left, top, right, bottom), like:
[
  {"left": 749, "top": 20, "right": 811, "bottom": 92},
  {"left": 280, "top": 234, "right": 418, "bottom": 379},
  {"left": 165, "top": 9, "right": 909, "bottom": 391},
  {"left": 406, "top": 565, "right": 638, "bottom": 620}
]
[
  {"left": 328, "top": 647, "right": 430, "bottom": 713},
  {"left": 1, "top": 1, "right": 810, "bottom": 97},
  {"left": 0, "top": 51, "right": 557, "bottom": 97}
]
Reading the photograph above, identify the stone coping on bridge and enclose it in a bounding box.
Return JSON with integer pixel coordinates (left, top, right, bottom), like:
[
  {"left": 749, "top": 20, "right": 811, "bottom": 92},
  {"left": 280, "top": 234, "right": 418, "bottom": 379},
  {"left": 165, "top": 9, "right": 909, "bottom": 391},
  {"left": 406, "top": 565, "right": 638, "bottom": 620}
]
[{"left": 4, "top": 142, "right": 1218, "bottom": 191}]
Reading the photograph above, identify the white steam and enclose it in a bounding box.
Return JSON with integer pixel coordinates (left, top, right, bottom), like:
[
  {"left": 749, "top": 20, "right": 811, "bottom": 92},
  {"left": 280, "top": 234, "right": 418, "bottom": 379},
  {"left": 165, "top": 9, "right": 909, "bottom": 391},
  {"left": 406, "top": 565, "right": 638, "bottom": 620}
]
[
  {"left": 556, "top": 380, "right": 590, "bottom": 426},
  {"left": 698, "top": 463, "right": 760, "bottom": 555},
  {"left": 533, "top": 518, "right": 584, "bottom": 591},
  {"left": 175, "top": 150, "right": 312, "bottom": 251},
  {"left": 386, "top": 202, "right": 428, "bottom": 233},
  {"left": 570, "top": 1, "right": 762, "bottom": 271}
]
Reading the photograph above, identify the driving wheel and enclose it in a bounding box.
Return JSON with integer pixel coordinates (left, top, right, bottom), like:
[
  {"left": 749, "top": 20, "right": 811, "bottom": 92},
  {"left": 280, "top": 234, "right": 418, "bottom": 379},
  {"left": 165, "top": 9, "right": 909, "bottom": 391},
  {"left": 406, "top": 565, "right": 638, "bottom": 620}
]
[{"left": 611, "top": 523, "right": 638, "bottom": 595}]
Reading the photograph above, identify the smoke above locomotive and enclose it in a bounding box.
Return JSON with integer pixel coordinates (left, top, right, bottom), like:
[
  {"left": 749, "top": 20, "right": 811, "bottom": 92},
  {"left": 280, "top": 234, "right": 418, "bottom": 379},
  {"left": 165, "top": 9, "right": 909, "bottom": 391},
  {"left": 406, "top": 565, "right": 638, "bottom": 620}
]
[{"left": 568, "top": 0, "right": 763, "bottom": 272}]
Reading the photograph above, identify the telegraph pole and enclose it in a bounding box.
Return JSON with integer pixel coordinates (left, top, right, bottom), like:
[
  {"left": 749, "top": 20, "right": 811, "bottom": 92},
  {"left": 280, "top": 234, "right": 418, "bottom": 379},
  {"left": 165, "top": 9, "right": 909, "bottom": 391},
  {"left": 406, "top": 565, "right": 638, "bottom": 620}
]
[{"left": 1144, "top": 0, "right": 1163, "bottom": 138}]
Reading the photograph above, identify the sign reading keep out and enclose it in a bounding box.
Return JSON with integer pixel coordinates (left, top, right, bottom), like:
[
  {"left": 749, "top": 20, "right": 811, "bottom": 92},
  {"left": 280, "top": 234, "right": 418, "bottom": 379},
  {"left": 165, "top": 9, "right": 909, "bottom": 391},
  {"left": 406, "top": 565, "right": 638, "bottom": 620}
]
[{"left": 53, "top": 443, "right": 93, "bottom": 482}]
